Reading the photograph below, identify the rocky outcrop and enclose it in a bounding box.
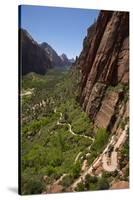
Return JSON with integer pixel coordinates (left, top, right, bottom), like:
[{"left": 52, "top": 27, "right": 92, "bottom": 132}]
[
  {"left": 111, "top": 181, "right": 129, "bottom": 189},
  {"left": 75, "top": 11, "right": 129, "bottom": 131},
  {"left": 20, "top": 29, "right": 52, "bottom": 75}
]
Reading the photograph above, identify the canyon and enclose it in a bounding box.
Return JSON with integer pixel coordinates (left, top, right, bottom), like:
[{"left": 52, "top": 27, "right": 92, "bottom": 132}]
[
  {"left": 20, "top": 29, "right": 73, "bottom": 75},
  {"left": 69, "top": 10, "right": 129, "bottom": 191},
  {"left": 20, "top": 10, "right": 129, "bottom": 194}
]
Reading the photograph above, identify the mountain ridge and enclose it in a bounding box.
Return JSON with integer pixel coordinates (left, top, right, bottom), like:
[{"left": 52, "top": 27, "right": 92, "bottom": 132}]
[
  {"left": 20, "top": 28, "right": 74, "bottom": 75},
  {"left": 20, "top": 29, "right": 53, "bottom": 75},
  {"left": 40, "top": 42, "right": 73, "bottom": 67}
]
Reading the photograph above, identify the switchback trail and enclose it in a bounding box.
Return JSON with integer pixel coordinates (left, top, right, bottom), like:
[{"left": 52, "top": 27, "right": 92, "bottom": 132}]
[
  {"left": 102, "top": 124, "right": 128, "bottom": 172},
  {"left": 51, "top": 110, "right": 94, "bottom": 185},
  {"left": 71, "top": 124, "right": 128, "bottom": 190},
  {"left": 57, "top": 112, "right": 94, "bottom": 141}
]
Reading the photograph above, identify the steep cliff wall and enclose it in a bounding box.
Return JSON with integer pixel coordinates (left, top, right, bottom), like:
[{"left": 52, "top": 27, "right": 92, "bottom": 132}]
[
  {"left": 20, "top": 29, "right": 52, "bottom": 75},
  {"left": 75, "top": 11, "right": 129, "bottom": 132}
]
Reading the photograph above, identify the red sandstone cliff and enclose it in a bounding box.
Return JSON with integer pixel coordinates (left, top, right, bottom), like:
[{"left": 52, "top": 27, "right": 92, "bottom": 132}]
[{"left": 75, "top": 11, "right": 129, "bottom": 131}]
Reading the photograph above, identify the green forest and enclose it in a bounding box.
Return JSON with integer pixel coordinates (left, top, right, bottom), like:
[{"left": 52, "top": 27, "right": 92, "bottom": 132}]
[{"left": 21, "top": 69, "right": 110, "bottom": 194}]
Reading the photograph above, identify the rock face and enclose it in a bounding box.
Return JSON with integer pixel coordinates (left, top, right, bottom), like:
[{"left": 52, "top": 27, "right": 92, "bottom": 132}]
[
  {"left": 111, "top": 181, "right": 129, "bottom": 189},
  {"left": 40, "top": 42, "right": 63, "bottom": 67},
  {"left": 40, "top": 43, "right": 72, "bottom": 67},
  {"left": 20, "top": 29, "right": 52, "bottom": 75},
  {"left": 75, "top": 11, "right": 129, "bottom": 131},
  {"left": 60, "top": 53, "right": 72, "bottom": 66}
]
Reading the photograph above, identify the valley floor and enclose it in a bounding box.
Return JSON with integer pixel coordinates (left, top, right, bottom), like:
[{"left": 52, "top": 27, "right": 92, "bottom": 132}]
[{"left": 21, "top": 69, "right": 129, "bottom": 195}]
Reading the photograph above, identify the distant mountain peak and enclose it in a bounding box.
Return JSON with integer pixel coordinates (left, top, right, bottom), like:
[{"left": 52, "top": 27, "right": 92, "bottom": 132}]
[
  {"left": 20, "top": 28, "right": 73, "bottom": 74},
  {"left": 60, "top": 53, "right": 68, "bottom": 59},
  {"left": 41, "top": 43, "right": 72, "bottom": 67},
  {"left": 60, "top": 54, "right": 75, "bottom": 65}
]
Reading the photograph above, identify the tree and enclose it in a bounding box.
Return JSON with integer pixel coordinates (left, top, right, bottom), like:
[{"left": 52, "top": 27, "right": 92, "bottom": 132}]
[
  {"left": 23, "top": 178, "right": 44, "bottom": 195},
  {"left": 92, "top": 128, "right": 108, "bottom": 152},
  {"left": 84, "top": 175, "right": 98, "bottom": 190},
  {"left": 75, "top": 182, "right": 85, "bottom": 191},
  {"left": 61, "top": 175, "right": 74, "bottom": 187},
  {"left": 58, "top": 133, "right": 65, "bottom": 152},
  {"left": 64, "top": 112, "right": 69, "bottom": 121},
  {"left": 46, "top": 165, "right": 55, "bottom": 176},
  {"left": 84, "top": 174, "right": 91, "bottom": 189},
  {"left": 72, "top": 162, "right": 81, "bottom": 178},
  {"left": 97, "top": 177, "right": 109, "bottom": 190}
]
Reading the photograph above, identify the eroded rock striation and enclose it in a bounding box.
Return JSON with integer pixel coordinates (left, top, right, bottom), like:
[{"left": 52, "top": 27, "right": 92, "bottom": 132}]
[{"left": 75, "top": 11, "right": 129, "bottom": 131}]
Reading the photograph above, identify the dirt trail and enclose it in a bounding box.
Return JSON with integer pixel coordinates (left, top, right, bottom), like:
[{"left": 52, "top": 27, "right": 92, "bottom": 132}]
[
  {"left": 71, "top": 124, "right": 128, "bottom": 190},
  {"left": 54, "top": 174, "right": 67, "bottom": 185},
  {"left": 102, "top": 124, "right": 128, "bottom": 172},
  {"left": 55, "top": 110, "right": 128, "bottom": 190},
  {"left": 21, "top": 91, "right": 32, "bottom": 96},
  {"left": 57, "top": 112, "right": 94, "bottom": 141},
  {"left": 102, "top": 152, "right": 117, "bottom": 172},
  {"left": 21, "top": 88, "right": 34, "bottom": 97},
  {"left": 74, "top": 152, "right": 82, "bottom": 163},
  {"left": 54, "top": 110, "right": 94, "bottom": 184}
]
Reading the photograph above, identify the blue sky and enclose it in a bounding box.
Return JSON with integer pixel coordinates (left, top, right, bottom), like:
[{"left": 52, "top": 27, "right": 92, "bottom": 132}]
[{"left": 20, "top": 5, "right": 99, "bottom": 58}]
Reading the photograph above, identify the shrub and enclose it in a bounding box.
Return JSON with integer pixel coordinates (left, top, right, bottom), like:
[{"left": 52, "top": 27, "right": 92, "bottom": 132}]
[
  {"left": 102, "top": 171, "right": 112, "bottom": 179},
  {"left": 71, "top": 162, "right": 81, "bottom": 178},
  {"left": 84, "top": 174, "right": 91, "bottom": 188},
  {"left": 23, "top": 117, "right": 49, "bottom": 135},
  {"left": 112, "top": 170, "right": 118, "bottom": 177},
  {"left": 97, "top": 177, "right": 109, "bottom": 190},
  {"left": 87, "top": 151, "right": 98, "bottom": 165},
  {"left": 75, "top": 182, "right": 85, "bottom": 191},
  {"left": 46, "top": 166, "right": 56, "bottom": 176},
  {"left": 125, "top": 167, "right": 129, "bottom": 179},
  {"left": 84, "top": 174, "right": 109, "bottom": 191},
  {"left": 23, "top": 178, "right": 44, "bottom": 195},
  {"left": 92, "top": 128, "right": 109, "bottom": 152},
  {"left": 61, "top": 175, "right": 74, "bottom": 187}
]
